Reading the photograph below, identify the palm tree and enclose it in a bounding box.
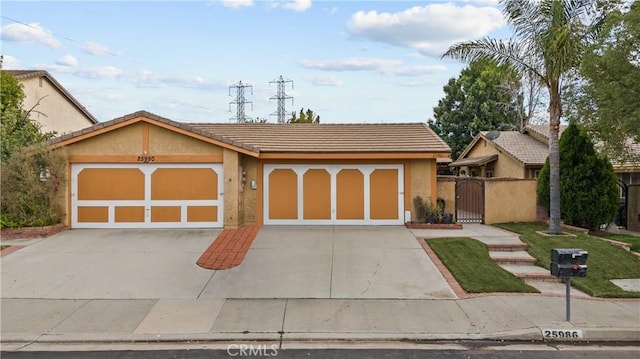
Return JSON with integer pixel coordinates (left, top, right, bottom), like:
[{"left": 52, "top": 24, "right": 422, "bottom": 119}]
[{"left": 442, "top": 0, "right": 593, "bottom": 234}]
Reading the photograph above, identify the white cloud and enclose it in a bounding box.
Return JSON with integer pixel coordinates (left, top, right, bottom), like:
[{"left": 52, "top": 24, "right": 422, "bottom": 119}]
[
  {"left": 56, "top": 54, "right": 79, "bottom": 68},
  {"left": 83, "top": 42, "right": 121, "bottom": 56},
  {"left": 76, "top": 66, "right": 123, "bottom": 79},
  {"left": 134, "top": 70, "right": 224, "bottom": 90},
  {"left": 298, "top": 57, "right": 402, "bottom": 72},
  {"left": 386, "top": 65, "right": 447, "bottom": 76},
  {"left": 304, "top": 75, "right": 343, "bottom": 86},
  {"left": 462, "top": 0, "right": 501, "bottom": 5},
  {"left": 218, "top": 0, "right": 253, "bottom": 8},
  {"left": 281, "top": 0, "right": 312, "bottom": 12},
  {"left": 0, "top": 22, "right": 61, "bottom": 48},
  {"left": 347, "top": 3, "right": 505, "bottom": 57},
  {"left": 1, "top": 55, "right": 20, "bottom": 69},
  {"left": 297, "top": 57, "right": 445, "bottom": 78}
]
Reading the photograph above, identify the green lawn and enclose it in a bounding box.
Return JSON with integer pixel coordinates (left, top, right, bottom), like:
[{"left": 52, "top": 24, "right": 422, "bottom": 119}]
[
  {"left": 427, "top": 237, "right": 538, "bottom": 294},
  {"left": 496, "top": 222, "right": 640, "bottom": 298},
  {"left": 592, "top": 232, "right": 640, "bottom": 252}
]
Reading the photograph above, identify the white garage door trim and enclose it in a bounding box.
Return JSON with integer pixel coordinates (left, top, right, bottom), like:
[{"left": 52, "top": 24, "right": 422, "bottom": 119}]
[
  {"left": 263, "top": 164, "right": 404, "bottom": 225},
  {"left": 71, "top": 163, "right": 224, "bottom": 229}
]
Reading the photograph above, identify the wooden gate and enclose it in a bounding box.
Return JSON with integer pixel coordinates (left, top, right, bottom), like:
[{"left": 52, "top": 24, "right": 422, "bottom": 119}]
[{"left": 456, "top": 178, "right": 484, "bottom": 223}]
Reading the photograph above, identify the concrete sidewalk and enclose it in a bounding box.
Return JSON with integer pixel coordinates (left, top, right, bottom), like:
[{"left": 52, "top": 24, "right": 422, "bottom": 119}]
[{"left": 1, "top": 295, "right": 638, "bottom": 347}]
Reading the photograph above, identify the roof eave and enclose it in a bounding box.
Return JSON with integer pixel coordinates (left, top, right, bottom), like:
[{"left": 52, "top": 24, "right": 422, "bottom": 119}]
[{"left": 258, "top": 151, "right": 450, "bottom": 160}]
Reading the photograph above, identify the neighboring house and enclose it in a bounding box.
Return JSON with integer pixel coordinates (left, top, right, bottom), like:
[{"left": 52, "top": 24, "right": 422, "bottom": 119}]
[
  {"left": 4, "top": 70, "right": 99, "bottom": 134},
  {"left": 47, "top": 111, "right": 451, "bottom": 229},
  {"left": 450, "top": 124, "right": 639, "bottom": 229},
  {"left": 448, "top": 125, "right": 567, "bottom": 179}
]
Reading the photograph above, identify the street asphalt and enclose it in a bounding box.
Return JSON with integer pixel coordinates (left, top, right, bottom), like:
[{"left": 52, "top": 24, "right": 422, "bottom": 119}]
[{"left": 1, "top": 225, "right": 638, "bottom": 349}]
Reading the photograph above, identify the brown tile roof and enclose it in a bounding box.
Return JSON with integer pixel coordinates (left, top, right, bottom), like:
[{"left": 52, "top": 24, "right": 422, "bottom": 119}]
[
  {"left": 525, "top": 124, "right": 639, "bottom": 169},
  {"left": 48, "top": 111, "right": 451, "bottom": 157},
  {"left": 3, "top": 70, "right": 99, "bottom": 124},
  {"left": 523, "top": 124, "right": 567, "bottom": 143},
  {"left": 449, "top": 154, "right": 498, "bottom": 167},
  {"left": 190, "top": 122, "right": 451, "bottom": 154},
  {"left": 486, "top": 131, "right": 549, "bottom": 166}
]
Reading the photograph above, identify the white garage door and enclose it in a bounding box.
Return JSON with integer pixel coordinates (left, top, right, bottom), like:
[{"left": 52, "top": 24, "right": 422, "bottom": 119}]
[
  {"left": 264, "top": 164, "right": 404, "bottom": 225},
  {"left": 71, "top": 163, "right": 223, "bottom": 228}
]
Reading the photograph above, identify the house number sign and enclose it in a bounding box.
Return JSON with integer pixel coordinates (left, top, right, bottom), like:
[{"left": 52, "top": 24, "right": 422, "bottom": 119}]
[{"left": 137, "top": 154, "right": 155, "bottom": 163}]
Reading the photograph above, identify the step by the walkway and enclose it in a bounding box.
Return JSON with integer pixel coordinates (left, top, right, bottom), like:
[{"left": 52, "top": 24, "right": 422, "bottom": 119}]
[{"left": 489, "top": 250, "right": 537, "bottom": 264}]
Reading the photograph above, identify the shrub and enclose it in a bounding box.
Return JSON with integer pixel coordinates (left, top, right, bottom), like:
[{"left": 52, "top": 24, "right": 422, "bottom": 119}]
[
  {"left": 537, "top": 123, "right": 618, "bottom": 230},
  {"left": 0, "top": 146, "right": 67, "bottom": 228}
]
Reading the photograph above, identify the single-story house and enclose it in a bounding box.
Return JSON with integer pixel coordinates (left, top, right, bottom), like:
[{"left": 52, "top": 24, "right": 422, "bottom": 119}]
[
  {"left": 449, "top": 124, "right": 639, "bottom": 229},
  {"left": 4, "top": 70, "right": 99, "bottom": 134},
  {"left": 450, "top": 124, "right": 639, "bottom": 185},
  {"left": 48, "top": 111, "right": 451, "bottom": 229},
  {"left": 448, "top": 125, "right": 566, "bottom": 179}
]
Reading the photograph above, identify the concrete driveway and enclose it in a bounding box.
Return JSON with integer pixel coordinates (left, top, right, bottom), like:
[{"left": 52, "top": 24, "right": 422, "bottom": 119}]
[{"left": 1, "top": 226, "right": 455, "bottom": 300}]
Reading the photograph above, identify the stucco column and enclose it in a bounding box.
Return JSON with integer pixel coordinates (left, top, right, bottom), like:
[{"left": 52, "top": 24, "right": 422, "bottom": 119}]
[{"left": 223, "top": 148, "right": 240, "bottom": 229}]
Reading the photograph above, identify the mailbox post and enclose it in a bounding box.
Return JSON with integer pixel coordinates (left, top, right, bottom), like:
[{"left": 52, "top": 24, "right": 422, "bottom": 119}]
[{"left": 550, "top": 249, "right": 588, "bottom": 322}]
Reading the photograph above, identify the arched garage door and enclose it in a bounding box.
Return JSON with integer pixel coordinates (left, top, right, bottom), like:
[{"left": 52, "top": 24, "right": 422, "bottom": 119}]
[
  {"left": 71, "top": 163, "right": 223, "bottom": 228},
  {"left": 264, "top": 164, "right": 404, "bottom": 225}
]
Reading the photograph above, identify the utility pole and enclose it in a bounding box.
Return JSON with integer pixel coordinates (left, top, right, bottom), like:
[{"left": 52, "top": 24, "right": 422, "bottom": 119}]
[
  {"left": 269, "top": 75, "right": 293, "bottom": 123},
  {"left": 229, "top": 81, "right": 253, "bottom": 123}
]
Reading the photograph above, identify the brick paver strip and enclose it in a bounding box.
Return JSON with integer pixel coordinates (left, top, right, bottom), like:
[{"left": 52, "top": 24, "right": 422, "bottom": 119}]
[
  {"left": 0, "top": 245, "right": 24, "bottom": 258},
  {"left": 196, "top": 225, "right": 261, "bottom": 270}
]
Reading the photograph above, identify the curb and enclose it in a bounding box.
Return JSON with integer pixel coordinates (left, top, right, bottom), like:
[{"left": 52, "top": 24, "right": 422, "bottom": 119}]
[{"left": 2, "top": 328, "right": 638, "bottom": 345}]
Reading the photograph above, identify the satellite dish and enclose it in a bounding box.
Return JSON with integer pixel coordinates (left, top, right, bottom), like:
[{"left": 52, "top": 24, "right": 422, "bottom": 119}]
[{"left": 485, "top": 130, "right": 500, "bottom": 141}]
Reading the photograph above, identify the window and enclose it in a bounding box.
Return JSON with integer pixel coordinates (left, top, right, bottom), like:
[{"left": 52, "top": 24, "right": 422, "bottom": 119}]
[
  {"left": 534, "top": 170, "right": 541, "bottom": 179},
  {"left": 486, "top": 171, "right": 493, "bottom": 178}
]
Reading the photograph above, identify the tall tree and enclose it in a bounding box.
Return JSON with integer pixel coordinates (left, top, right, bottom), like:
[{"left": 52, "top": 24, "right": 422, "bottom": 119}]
[
  {"left": 537, "top": 122, "right": 618, "bottom": 230},
  {"left": 442, "top": 0, "right": 597, "bottom": 234},
  {"left": 428, "top": 59, "right": 522, "bottom": 159},
  {"left": 289, "top": 108, "right": 320, "bottom": 124},
  {"left": 564, "top": 1, "right": 640, "bottom": 162}
]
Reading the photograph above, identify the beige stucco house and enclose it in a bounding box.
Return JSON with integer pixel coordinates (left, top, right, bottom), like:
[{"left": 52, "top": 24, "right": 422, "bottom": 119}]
[
  {"left": 448, "top": 125, "right": 567, "bottom": 179},
  {"left": 5, "top": 70, "right": 99, "bottom": 134},
  {"left": 450, "top": 124, "right": 639, "bottom": 230},
  {"left": 48, "top": 111, "right": 451, "bottom": 229}
]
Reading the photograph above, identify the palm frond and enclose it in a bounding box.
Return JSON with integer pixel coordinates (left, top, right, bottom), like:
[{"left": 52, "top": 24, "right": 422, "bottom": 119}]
[{"left": 442, "top": 38, "right": 546, "bottom": 84}]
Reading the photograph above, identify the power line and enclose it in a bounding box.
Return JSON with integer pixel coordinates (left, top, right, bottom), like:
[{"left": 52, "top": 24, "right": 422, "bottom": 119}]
[{"left": 1, "top": 15, "right": 82, "bottom": 46}]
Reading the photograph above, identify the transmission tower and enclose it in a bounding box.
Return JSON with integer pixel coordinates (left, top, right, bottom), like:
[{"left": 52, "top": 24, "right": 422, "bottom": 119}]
[
  {"left": 229, "top": 81, "right": 253, "bottom": 123},
  {"left": 269, "top": 75, "right": 294, "bottom": 123}
]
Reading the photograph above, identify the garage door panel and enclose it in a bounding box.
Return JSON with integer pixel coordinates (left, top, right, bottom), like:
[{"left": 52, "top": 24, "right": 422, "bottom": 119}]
[
  {"left": 268, "top": 169, "right": 298, "bottom": 220},
  {"left": 336, "top": 169, "right": 364, "bottom": 220},
  {"left": 77, "top": 206, "right": 108, "bottom": 223},
  {"left": 370, "top": 169, "right": 399, "bottom": 220},
  {"left": 151, "top": 168, "right": 218, "bottom": 200},
  {"left": 303, "top": 169, "right": 331, "bottom": 220},
  {"left": 187, "top": 206, "right": 218, "bottom": 222},
  {"left": 78, "top": 168, "right": 144, "bottom": 200},
  {"left": 151, "top": 206, "right": 181, "bottom": 222},
  {"left": 115, "top": 206, "right": 145, "bottom": 223}
]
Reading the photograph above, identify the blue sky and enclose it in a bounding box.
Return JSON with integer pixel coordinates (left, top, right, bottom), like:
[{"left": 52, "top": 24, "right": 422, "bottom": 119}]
[{"left": 1, "top": 1, "right": 508, "bottom": 124}]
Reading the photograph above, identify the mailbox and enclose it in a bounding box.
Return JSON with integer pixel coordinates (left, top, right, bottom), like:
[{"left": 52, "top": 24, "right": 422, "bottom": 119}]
[{"left": 550, "top": 248, "right": 588, "bottom": 277}]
